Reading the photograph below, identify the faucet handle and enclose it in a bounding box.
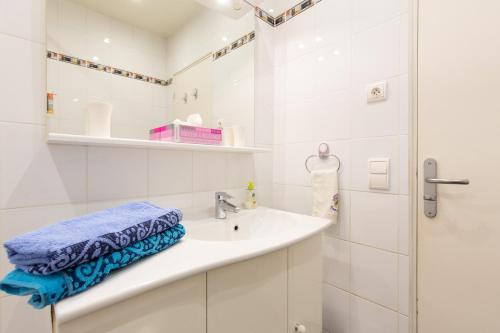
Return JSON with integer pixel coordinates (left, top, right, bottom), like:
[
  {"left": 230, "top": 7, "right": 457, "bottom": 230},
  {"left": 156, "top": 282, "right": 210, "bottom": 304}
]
[{"left": 215, "top": 192, "right": 233, "bottom": 200}]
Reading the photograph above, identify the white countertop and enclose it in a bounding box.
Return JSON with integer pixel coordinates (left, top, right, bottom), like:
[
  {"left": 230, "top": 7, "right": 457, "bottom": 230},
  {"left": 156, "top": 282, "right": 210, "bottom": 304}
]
[{"left": 54, "top": 207, "right": 332, "bottom": 324}]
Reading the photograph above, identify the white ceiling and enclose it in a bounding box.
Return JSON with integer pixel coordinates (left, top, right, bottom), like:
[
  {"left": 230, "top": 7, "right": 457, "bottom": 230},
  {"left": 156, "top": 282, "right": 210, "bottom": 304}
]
[
  {"left": 71, "top": 0, "right": 204, "bottom": 38},
  {"left": 71, "top": 0, "right": 254, "bottom": 38}
]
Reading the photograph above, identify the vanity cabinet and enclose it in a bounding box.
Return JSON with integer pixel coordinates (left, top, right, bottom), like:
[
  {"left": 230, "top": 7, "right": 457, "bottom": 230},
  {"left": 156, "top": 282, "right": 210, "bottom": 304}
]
[
  {"left": 55, "top": 234, "right": 323, "bottom": 333},
  {"left": 56, "top": 274, "right": 207, "bottom": 333},
  {"left": 207, "top": 249, "right": 288, "bottom": 333}
]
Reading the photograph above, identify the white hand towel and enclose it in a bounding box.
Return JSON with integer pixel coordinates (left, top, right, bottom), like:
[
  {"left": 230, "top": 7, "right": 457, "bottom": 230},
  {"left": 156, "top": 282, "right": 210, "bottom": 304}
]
[{"left": 311, "top": 168, "right": 339, "bottom": 223}]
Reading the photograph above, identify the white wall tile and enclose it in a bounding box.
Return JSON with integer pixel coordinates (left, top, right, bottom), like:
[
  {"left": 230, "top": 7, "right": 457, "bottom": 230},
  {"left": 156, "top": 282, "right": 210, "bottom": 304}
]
[
  {"left": 313, "top": 41, "right": 351, "bottom": 95},
  {"left": 351, "top": 76, "right": 400, "bottom": 139},
  {"left": 275, "top": 142, "right": 313, "bottom": 186},
  {"left": 193, "top": 152, "right": 228, "bottom": 192},
  {"left": 148, "top": 193, "right": 194, "bottom": 210},
  {"left": 398, "top": 314, "right": 409, "bottom": 333},
  {"left": 0, "top": 0, "right": 45, "bottom": 43},
  {"left": 352, "top": 18, "right": 401, "bottom": 85},
  {"left": 324, "top": 190, "right": 351, "bottom": 240},
  {"left": 273, "top": 184, "right": 312, "bottom": 215},
  {"left": 351, "top": 191, "right": 399, "bottom": 251},
  {"left": 0, "top": 296, "right": 52, "bottom": 333},
  {"left": 399, "top": 13, "right": 409, "bottom": 75},
  {"left": 148, "top": 150, "right": 193, "bottom": 196},
  {"left": 350, "top": 243, "right": 398, "bottom": 310},
  {"left": 353, "top": 0, "right": 403, "bottom": 33},
  {"left": 350, "top": 296, "right": 398, "bottom": 333},
  {"left": 398, "top": 195, "right": 409, "bottom": 255},
  {"left": 350, "top": 136, "right": 400, "bottom": 193},
  {"left": 324, "top": 237, "right": 350, "bottom": 290},
  {"left": 59, "top": 0, "right": 86, "bottom": 33},
  {"left": 285, "top": 8, "right": 315, "bottom": 62},
  {"left": 314, "top": 0, "right": 351, "bottom": 47},
  {"left": 0, "top": 123, "right": 87, "bottom": 209},
  {"left": 323, "top": 284, "right": 350, "bottom": 333},
  {"left": 398, "top": 254, "right": 409, "bottom": 315},
  {"left": 312, "top": 90, "right": 352, "bottom": 142},
  {"left": 254, "top": 147, "right": 274, "bottom": 186},
  {"left": 0, "top": 204, "right": 87, "bottom": 276},
  {"left": 0, "top": 34, "right": 45, "bottom": 125},
  {"left": 88, "top": 147, "right": 148, "bottom": 201},
  {"left": 226, "top": 153, "right": 255, "bottom": 189}
]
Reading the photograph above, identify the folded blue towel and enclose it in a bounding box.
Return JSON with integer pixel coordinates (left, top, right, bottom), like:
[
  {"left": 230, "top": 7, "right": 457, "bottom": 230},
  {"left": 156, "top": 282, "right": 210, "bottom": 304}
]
[
  {"left": 4, "top": 202, "right": 182, "bottom": 275},
  {"left": 0, "top": 224, "right": 185, "bottom": 309}
]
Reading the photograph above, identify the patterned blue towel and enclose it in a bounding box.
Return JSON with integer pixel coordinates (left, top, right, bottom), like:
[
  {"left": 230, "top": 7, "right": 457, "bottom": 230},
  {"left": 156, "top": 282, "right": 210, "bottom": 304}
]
[
  {"left": 0, "top": 224, "right": 185, "bottom": 309},
  {"left": 4, "top": 202, "right": 182, "bottom": 275}
]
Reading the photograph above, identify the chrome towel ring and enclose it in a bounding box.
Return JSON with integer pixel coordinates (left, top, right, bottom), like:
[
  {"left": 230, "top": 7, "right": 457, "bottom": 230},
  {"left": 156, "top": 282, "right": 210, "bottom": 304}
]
[{"left": 305, "top": 143, "right": 341, "bottom": 173}]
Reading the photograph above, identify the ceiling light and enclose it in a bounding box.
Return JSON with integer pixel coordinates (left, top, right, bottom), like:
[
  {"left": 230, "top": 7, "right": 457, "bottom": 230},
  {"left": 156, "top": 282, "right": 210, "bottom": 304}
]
[
  {"left": 317, "top": 56, "right": 325, "bottom": 62},
  {"left": 91, "top": 56, "right": 99, "bottom": 62},
  {"left": 103, "top": 37, "right": 111, "bottom": 44},
  {"left": 315, "top": 36, "right": 323, "bottom": 42},
  {"left": 298, "top": 43, "right": 305, "bottom": 49},
  {"left": 269, "top": 8, "right": 274, "bottom": 13},
  {"left": 222, "top": 36, "right": 229, "bottom": 42},
  {"left": 333, "top": 50, "right": 341, "bottom": 56},
  {"left": 72, "top": 98, "right": 79, "bottom": 103}
]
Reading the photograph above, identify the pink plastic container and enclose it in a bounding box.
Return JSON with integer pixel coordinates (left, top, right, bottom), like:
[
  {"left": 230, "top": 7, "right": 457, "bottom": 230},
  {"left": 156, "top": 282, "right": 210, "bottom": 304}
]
[
  {"left": 149, "top": 125, "right": 174, "bottom": 141},
  {"left": 149, "top": 124, "right": 222, "bottom": 145}
]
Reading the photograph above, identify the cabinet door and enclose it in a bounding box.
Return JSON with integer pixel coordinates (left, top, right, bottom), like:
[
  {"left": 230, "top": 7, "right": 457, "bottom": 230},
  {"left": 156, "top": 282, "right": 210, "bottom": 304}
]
[
  {"left": 288, "top": 234, "right": 323, "bottom": 333},
  {"left": 207, "top": 250, "right": 287, "bottom": 333},
  {"left": 57, "top": 273, "right": 206, "bottom": 333}
]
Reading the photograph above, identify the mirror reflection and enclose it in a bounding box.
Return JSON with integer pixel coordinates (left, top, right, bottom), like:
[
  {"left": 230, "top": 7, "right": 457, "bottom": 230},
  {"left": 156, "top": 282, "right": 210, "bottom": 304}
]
[{"left": 46, "top": 0, "right": 255, "bottom": 147}]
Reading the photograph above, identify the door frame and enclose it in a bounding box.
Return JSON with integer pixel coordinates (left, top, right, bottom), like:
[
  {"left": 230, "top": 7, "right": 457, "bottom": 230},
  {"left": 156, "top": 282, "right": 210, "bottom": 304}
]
[{"left": 409, "top": 0, "right": 418, "bottom": 332}]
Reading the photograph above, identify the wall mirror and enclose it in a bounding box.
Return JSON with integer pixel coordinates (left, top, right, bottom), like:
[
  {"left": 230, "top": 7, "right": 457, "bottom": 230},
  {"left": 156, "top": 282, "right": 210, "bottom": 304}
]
[{"left": 46, "top": 0, "right": 256, "bottom": 147}]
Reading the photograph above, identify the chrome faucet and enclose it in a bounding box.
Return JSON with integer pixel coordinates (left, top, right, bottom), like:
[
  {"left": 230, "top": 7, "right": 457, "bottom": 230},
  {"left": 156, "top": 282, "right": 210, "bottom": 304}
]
[{"left": 215, "top": 192, "right": 240, "bottom": 219}]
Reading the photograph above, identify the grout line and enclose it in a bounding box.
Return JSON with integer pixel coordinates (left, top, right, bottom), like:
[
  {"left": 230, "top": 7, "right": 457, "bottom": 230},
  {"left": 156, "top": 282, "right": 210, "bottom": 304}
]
[
  {"left": 0, "top": 31, "right": 45, "bottom": 46},
  {"left": 323, "top": 281, "right": 406, "bottom": 315}
]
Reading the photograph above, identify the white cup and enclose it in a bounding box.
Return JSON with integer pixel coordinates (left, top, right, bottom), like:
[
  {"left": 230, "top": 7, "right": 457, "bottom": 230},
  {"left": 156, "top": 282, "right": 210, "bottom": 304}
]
[
  {"left": 231, "top": 126, "right": 246, "bottom": 147},
  {"left": 224, "top": 127, "right": 234, "bottom": 146},
  {"left": 85, "top": 102, "right": 112, "bottom": 137}
]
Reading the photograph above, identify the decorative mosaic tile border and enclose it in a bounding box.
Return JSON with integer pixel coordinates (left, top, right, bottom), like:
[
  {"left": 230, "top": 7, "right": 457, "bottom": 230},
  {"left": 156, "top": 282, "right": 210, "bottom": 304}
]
[
  {"left": 47, "top": 30, "right": 256, "bottom": 87},
  {"left": 254, "top": 0, "right": 321, "bottom": 27},
  {"left": 47, "top": 51, "right": 173, "bottom": 86},
  {"left": 214, "top": 31, "right": 256, "bottom": 60}
]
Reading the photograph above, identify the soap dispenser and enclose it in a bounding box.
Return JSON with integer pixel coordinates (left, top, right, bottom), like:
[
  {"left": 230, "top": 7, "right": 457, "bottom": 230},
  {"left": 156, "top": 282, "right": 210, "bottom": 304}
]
[{"left": 244, "top": 181, "right": 257, "bottom": 209}]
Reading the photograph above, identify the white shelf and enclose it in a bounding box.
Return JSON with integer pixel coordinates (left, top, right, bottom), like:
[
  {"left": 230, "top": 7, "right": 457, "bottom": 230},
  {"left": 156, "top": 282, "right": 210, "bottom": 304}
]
[{"left": 47, "top": 133, "right": 270, "bottom": 153}]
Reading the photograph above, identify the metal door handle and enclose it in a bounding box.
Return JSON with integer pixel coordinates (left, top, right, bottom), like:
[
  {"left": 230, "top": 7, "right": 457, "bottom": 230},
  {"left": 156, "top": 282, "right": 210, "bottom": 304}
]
[
  {"left": 423, "top": 158, "right": 470, "bottom": 218},
  {"left": 425, "top": 178, "right": 469, "bottom": 185}
]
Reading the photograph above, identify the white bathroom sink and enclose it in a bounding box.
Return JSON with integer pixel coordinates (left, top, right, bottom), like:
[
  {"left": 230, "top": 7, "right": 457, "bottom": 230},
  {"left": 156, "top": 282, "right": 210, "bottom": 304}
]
[{"left": 185, "top": 207, "right": 305, "bottom": 241}]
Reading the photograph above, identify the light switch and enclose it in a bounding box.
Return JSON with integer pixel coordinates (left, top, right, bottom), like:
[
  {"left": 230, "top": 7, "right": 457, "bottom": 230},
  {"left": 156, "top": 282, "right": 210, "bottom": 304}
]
[{"left": 368, "top": 158, "right": 390, "bottom": 190}]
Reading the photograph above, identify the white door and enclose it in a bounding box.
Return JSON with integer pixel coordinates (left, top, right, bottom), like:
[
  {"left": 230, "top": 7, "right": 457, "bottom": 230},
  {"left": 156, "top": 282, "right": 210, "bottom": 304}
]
[{"left": 418, "top": 0, "right": 500, "bottom": 332}]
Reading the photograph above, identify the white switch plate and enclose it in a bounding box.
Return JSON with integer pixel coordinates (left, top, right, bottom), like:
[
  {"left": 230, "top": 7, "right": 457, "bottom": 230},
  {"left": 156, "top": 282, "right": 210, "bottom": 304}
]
[
  {"left": 366, "top": 81, "right": 387, "bottom": 103},
  {"left": 368, "top": 158, "right": 390, "bottom": 190}
]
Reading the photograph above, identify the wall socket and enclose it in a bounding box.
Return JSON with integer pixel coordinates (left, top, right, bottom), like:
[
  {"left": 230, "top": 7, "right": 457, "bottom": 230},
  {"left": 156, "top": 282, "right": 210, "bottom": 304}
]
[{"left": 366, "top": 81, "right": 387, "bottom": 103}]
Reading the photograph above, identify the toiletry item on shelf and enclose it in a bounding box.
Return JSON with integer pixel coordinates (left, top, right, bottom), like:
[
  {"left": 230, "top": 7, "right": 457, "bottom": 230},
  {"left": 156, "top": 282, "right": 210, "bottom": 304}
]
[
  {"left": 187, "top": 113, "right": 203, "bottom": 126},
  {"left": 85, "top": 101, "right": 112, "bottom": 137},
  {"left": 231, "top": 125, "right": 246, "bottom": 147},
  {"left": 244, "top": 181, "right": 257, "bottom": 209},
  {"left": 149, "top": 122, "right": 222, "bottom": 145},
  {"left": 46, "top": 93, "right": 55, "bottom": 114}
]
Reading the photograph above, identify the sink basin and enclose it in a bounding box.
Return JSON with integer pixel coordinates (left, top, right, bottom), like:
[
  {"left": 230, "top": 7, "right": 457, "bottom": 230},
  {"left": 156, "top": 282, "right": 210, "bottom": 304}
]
[{"left": 185, "top": 207, "right": 302, "bottom": 241}]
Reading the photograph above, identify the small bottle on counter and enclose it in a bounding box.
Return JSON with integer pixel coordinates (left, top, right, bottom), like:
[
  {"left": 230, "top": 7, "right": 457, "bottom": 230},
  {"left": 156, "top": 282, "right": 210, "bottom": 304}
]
[{"left": 244, "top": 181, "right": 257, "bottom": 209}]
